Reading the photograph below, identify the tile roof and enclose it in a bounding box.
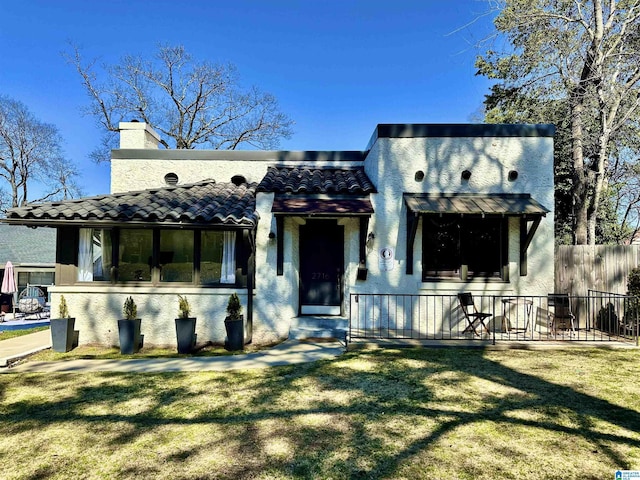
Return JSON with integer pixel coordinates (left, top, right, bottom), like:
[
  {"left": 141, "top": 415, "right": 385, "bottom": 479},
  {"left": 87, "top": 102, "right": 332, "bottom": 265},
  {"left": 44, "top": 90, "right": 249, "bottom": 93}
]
[
  {"left": 404, "top": 193, "right": 549, "bottom": 216},
  {"left": 4, "top": 180, "right": 259, "bottom": 227},
  {"left": 257, "top": 167, "right": 376, "bottom": 194}
]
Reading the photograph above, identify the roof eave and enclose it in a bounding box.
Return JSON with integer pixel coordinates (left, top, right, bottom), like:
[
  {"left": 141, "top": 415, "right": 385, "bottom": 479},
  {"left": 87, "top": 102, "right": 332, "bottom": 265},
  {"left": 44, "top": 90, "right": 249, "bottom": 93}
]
[{"left": 0, "top": 218, "right": 256, "bottom": 229}]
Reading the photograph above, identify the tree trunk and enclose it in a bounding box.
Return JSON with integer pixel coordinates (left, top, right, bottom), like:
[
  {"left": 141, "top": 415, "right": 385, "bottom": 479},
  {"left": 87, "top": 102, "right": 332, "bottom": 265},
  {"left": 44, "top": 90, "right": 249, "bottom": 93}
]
[
  {"left": 10, "top": 178, "right": 19, "bottom": 208},
  {"left": 572, "top": 96, "right": 589, "bottom": 245}
]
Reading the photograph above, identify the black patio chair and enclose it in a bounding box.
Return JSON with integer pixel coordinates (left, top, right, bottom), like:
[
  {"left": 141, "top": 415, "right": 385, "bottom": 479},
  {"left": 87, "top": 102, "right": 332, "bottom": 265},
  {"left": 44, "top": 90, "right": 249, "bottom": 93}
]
[
  {"left": 547, "top": 293, "right": 576, "bottom": 337},
  {"left": 458, "top": 293, "right": 492, "bottom": 336}
]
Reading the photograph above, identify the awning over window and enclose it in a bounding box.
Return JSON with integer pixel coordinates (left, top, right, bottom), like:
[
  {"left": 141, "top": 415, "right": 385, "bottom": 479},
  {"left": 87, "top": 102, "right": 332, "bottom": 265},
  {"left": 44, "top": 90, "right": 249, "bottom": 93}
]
[
  {"left": 404, "top": 193, "right": 549, "bottom": 217},
  {"left": 272, "top": 195, "right": 374, "bottom": 216},
  {"left": 404, "top": 193, "right": 549, "bottom": 276}
]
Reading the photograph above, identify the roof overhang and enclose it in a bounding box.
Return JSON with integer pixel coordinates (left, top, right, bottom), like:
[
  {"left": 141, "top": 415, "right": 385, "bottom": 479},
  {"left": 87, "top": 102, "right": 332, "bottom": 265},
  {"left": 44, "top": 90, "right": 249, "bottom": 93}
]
[
  {"left": 0, "top": 218, "right": 254, "bottom": 229},
  {"left": 403, "top": 193, "right": 549, "bottom": 217},
  {"left": 271, "top": 194, "right": 374, "bottom": 277},
  {"left": 272, "top": 194, "right": 374, "bottom": 217},
  {"left": 2, "top": 180, "right": 259, "bottom": 229}
]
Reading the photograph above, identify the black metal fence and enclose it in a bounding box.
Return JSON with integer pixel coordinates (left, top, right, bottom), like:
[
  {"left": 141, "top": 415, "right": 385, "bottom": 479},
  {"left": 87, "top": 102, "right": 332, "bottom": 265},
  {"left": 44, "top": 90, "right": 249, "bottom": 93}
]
[{"left": 348, "top": 292, "right": 640, "bottom": 345}]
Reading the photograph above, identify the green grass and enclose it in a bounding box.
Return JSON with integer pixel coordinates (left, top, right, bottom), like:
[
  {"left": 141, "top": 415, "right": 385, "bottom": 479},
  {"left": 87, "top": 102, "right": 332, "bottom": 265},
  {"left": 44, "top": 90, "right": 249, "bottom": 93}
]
[
  {"left": 0, "top": 325, "right": 49, "bottom": 340},
  {"left": 1, "top": 347, "right": 640, "bottom": 479},
  {"left": 27, "top": 341, "right": 276, "bottom": 361}
]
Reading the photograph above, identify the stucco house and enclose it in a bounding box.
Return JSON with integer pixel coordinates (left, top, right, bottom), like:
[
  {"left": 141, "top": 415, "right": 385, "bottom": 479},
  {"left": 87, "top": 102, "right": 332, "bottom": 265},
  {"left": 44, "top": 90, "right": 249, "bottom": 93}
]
[{"left": 1, "top": 122, "right": 554, "bottom": 346}]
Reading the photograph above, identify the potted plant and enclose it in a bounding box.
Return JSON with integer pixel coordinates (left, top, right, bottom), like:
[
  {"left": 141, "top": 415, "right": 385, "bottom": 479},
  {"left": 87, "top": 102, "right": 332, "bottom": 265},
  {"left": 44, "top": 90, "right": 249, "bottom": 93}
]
[
  {"left": 50, "top": 295, "right": 78, "bottom": 352},
  {"left": 224, "top": 293, "right": 244, "bottom": 351},
  {"left": 175, "top": 295, "right": 197, "bottom": 354},
  {"left": 118, "top": 296, "right": 143, "bottom": 354}
]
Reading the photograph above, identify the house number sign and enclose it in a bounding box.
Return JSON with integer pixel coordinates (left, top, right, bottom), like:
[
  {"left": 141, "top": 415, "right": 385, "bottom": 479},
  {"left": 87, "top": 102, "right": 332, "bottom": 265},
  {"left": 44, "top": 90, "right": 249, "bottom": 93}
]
[{"left": 379, "top": 247, "right": 395, "bottom": 272}]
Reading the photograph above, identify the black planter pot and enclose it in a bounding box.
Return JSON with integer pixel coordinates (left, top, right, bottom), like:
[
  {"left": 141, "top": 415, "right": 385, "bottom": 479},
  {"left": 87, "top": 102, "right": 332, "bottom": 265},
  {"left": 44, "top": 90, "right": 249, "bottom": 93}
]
[
  {"left": 175, "top": 317, "right": 197, "bottom": 354},
  {"left": 224, "top": 315, "right": 244, "bottom": 351},
  {"left": 118, "top": 318, "right": 142, "bottom": 354},
  {"left": 50, "top": 317, "right": 77, "bottom": 353}
]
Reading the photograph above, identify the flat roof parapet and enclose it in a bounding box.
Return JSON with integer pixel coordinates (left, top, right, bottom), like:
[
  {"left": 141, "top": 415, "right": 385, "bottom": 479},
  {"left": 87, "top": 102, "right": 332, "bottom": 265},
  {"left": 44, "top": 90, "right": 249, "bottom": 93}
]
[
  {"left": 111, "top": 150, "right": 367, "bottom": 162},
  {"left": 367, "top": 123, "right": 556, "bottom": 150}
]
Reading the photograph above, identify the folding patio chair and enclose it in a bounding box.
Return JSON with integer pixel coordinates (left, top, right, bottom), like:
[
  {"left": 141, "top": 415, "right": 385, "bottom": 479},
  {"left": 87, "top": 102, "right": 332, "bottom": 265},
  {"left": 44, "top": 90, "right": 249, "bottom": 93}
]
[
  {"left": 458, "top": 293, "right": 492, "bottom": 336},
  {"left": 547, "top": 293, "right": 576, "bottom": 337}
]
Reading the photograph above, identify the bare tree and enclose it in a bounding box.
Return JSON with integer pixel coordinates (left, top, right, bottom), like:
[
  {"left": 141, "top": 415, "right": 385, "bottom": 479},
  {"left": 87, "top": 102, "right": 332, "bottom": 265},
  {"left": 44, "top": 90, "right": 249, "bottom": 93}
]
[
  {"left": 0, "top": 95, "right": 81, "bottom": 210},
  {"left": 68, "top": 44, "right": 294, "bottom": 161},
  {"left": 477, "top": 0, "right": 640, "bottom": 244}
]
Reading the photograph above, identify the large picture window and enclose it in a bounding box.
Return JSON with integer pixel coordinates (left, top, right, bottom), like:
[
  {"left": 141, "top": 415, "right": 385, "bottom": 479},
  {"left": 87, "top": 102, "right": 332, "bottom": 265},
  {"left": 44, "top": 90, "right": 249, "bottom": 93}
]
[
  {"left": 422, "top": 215, "right": 506, "bottom": 281},
  {"left": 77, "top": 227, "right": 238, "bottom": 285}
]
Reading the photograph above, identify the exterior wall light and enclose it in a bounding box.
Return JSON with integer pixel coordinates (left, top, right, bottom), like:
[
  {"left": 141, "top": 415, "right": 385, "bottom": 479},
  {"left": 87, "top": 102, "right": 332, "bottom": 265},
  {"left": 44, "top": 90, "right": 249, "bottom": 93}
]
[
  {"left": 415, "top": 170, "right": 425, "bottom": 182},
  {"left": 508, "top": 170, "right": 519, "bottom": 181},
  {"left": 367, "top": 232, "right": 375, "bottom": 248},
  {"left": 461, "top": 170, "right": 472, "bottom": 180}
]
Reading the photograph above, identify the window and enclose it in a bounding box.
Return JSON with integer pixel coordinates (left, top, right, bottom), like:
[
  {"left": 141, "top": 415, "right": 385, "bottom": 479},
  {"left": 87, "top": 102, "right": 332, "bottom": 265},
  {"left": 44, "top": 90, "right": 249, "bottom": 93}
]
[
  {"left": 78, "top": 229, "right": 113, "bottom": 281},
  {"left": 422, "top": 215, "right": 506, "bottom": 280},
  {"left": 119, "top": 229, "right": 153, "bottom": 281},
  {"left": 160, "top": 230, "right": 194, "bottom": 282},
  {"left": 76, "top": 227, "right": 238, "bottom": 285},
  {"left": 201, "top": 231, "right": 236, "bottom": 284},
  {"left": 201, "top": 231, "right": 223, "bottom": 284},
  {"left": 18, "top": 271, "right": 55, "bottom": 287}
]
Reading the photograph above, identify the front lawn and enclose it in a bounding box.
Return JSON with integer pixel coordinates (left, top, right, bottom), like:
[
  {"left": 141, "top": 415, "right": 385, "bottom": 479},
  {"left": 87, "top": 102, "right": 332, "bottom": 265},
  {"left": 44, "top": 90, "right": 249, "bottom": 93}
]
[{"left": 1, "top": 347, "right": 639, "bottom": 479}]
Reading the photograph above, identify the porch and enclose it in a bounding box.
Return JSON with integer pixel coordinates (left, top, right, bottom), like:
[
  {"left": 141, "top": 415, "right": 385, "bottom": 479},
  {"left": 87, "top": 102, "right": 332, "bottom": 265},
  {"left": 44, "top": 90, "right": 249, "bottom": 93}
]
[{"left": 348, "top": 291, "right": 640, "bottom": 346}]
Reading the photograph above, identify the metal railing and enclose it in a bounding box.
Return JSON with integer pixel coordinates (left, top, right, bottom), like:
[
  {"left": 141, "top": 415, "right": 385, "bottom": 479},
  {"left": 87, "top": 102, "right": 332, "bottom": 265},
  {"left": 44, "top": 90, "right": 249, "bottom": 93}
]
[{"left": 348, "top": 292, "right": 640, "bottom": 345}]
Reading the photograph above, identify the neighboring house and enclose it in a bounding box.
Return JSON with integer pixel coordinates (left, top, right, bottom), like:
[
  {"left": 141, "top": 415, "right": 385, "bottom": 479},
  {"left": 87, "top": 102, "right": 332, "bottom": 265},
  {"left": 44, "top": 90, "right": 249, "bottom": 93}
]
[
  {"left": 0, "top": 224, "right": 56, "bottom": 312},
  {"left": 1, "top": 122, "right": 554, "bottom": 346}
]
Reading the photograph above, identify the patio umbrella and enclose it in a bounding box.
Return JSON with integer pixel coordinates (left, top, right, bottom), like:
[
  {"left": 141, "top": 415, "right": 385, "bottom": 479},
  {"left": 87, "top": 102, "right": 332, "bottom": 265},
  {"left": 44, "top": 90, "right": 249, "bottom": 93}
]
[{"left": 1, "top": 261, "right": 17, "bottom": 318}]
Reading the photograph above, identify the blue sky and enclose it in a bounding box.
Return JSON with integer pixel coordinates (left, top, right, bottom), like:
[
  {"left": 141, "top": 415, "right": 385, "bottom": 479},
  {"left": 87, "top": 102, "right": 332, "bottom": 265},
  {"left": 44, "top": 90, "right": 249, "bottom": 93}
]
[{"left": 1, "top": 0, "right": 497, "bottom": 197}]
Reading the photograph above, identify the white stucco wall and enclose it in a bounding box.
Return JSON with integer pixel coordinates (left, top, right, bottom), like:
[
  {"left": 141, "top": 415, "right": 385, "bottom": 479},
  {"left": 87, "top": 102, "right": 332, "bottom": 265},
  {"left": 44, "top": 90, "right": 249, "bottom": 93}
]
[
  {"left": 362, "top": 135, "right": 555, "bottom": 298},
  {"left": 111, "top": 153, "right": 362, "bottom": 193},
  {"left": 111, "top": 158, "right": 269, "bottom": 193},
  {"left": 50, "top": 287, "right": 248, "bottom": 347}
]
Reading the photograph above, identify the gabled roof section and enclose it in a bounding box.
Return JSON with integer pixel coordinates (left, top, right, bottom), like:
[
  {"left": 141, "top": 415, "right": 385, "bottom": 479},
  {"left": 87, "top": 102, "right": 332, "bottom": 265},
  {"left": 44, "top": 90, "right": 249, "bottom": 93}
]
[
  {"left": 3, "top": 180, "right": 259, "bottom": 227},
  {"left": 257, "top": 166, "right": 376, "bottom": 194}
]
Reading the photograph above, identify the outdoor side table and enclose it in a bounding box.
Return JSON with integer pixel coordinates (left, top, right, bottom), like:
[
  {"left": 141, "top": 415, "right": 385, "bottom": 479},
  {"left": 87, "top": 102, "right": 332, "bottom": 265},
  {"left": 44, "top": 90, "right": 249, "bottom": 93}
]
[{"left": 501, "top": 297, "right": 533, "bottom": 335}]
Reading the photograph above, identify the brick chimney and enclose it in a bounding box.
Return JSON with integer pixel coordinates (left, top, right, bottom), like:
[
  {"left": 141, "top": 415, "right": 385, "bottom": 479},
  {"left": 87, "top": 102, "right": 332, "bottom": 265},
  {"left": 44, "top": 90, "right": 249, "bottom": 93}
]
[{"left": 119, "top": 121, "right": 161, "bottom": 149}]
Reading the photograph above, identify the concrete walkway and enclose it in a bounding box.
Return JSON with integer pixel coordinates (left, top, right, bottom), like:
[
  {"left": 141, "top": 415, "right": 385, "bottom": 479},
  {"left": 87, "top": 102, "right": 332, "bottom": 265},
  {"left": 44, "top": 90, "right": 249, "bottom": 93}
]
[
  {"left": 3, "top": 329, "right": 636, "bottom": 373},
  {"left": 1, "top": 329, "right": 346, "bottom": 373},
  {"left": 0, "top": 329, "right": 51, "bottom": 367}
]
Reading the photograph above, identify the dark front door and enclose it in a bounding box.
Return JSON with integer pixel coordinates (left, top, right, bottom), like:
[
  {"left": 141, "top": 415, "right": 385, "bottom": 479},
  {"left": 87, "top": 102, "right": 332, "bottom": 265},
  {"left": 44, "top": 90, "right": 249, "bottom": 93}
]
[{"left": 300, "top": 220, "right": 344, "bottom": 315}]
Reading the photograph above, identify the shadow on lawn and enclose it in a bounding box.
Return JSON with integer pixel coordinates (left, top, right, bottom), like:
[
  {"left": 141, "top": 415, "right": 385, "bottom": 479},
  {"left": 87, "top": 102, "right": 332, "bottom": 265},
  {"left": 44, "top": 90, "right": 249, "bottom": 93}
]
[{"left": 2, "top": 348, "right": 640, "bottom": 478}]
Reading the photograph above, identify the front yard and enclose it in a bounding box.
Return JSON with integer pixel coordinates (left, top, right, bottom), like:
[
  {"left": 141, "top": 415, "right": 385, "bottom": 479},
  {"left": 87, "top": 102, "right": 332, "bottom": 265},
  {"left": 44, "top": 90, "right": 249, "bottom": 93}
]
[{"left": 1, "top": 347, "right": 639, "bottom": 479}]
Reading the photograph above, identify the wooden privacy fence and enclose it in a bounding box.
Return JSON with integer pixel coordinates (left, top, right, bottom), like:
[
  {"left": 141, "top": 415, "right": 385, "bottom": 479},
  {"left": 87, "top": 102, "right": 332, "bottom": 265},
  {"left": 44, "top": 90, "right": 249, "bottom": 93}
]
[{"left": 556, "top": 245, "right": 640, "bottom": 295}]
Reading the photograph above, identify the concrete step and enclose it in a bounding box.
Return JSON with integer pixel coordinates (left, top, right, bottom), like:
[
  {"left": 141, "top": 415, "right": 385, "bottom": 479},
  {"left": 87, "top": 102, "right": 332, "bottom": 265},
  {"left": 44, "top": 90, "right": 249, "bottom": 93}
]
[{"left": 289, "top": 316, "right": 348, "bottom": 341}]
